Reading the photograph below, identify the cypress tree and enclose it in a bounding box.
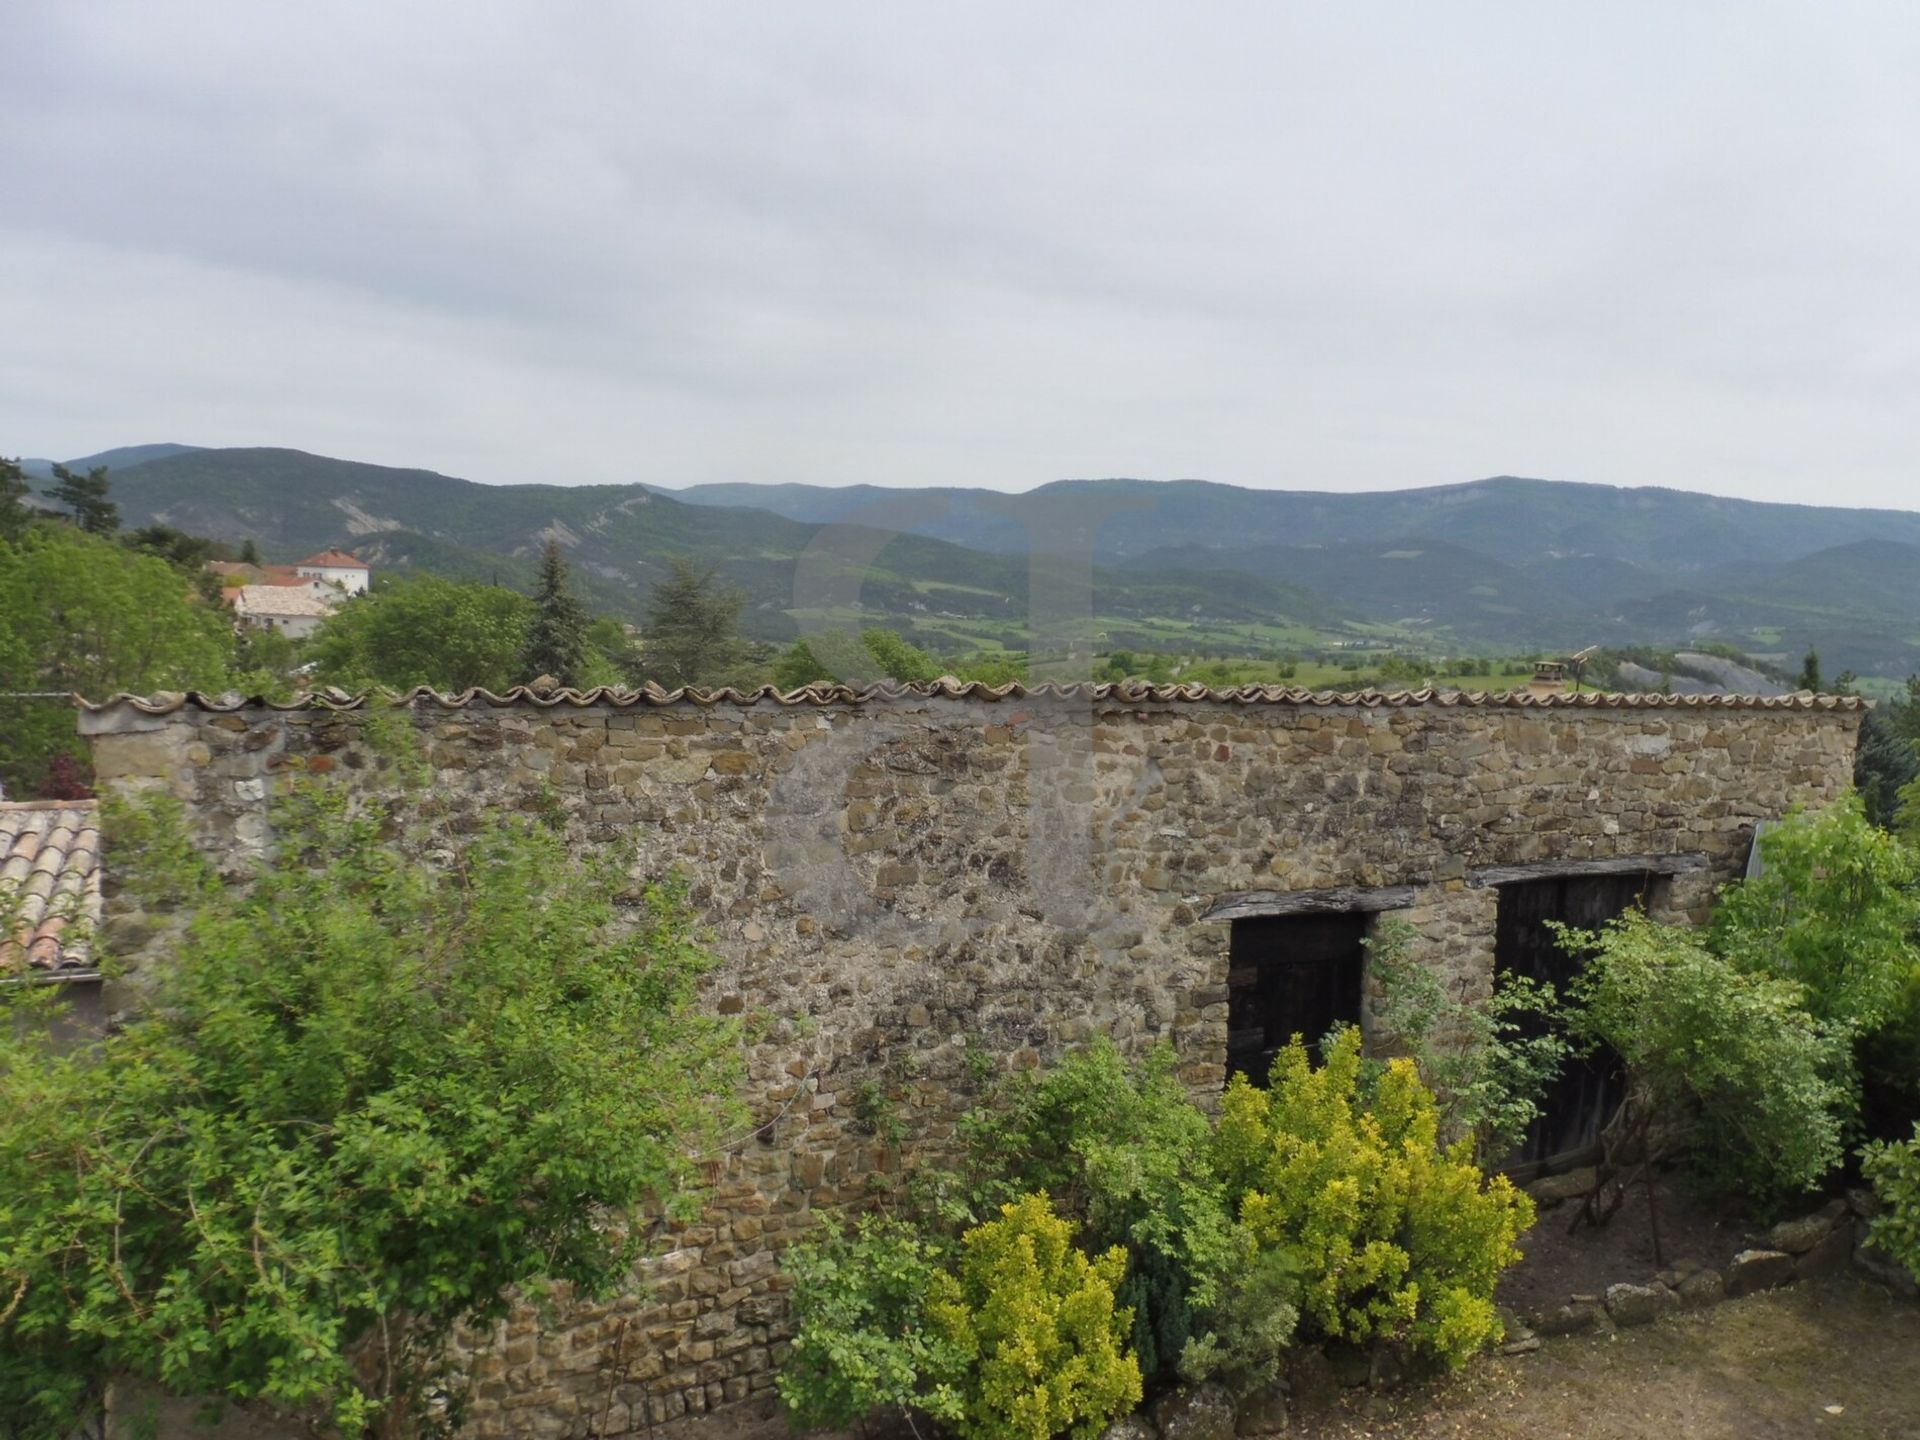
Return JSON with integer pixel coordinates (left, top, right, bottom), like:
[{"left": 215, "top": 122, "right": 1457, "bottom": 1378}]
[{"left": 1797, "top": 648, "right": 1823, "bottom": 693}]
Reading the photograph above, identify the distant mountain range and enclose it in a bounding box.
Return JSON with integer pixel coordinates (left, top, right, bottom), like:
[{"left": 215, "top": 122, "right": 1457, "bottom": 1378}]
[
  {"left": 20, "top": 443, "right": 206, "bottom": 480},
  {"left": 21, "top": 444, "right": 1920, "bottom": 679}
]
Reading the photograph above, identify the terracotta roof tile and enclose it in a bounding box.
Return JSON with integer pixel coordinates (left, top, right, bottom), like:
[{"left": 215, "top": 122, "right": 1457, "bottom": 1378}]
[
  {"left": 0, "top": 801, "right": 102, "bottom": 975},
  {"left": 76, "top": 681, "right": 1871, "bottom": 716},
  {"left": 208, "top": 562, "right": 309, "bottom": 586},
  {"left": 299, "top": 550, "right": 365, "bottom": 568}
]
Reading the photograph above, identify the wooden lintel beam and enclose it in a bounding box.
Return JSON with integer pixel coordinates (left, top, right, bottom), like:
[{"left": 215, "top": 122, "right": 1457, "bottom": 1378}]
[
  {"left": 1465, "top": 852, "right": 1708, "bottom": 889},
  {"left": 1202, "top": 885, "right": 1420, "bottom": 923}
]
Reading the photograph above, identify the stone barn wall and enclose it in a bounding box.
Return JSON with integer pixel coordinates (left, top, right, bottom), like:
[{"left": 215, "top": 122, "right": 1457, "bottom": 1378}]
[{"left": 80, "top": 683, "right": 1864, "bottom": 1437}]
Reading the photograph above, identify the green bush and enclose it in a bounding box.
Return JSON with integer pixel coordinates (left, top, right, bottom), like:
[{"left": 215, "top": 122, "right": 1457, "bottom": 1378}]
[
  {"left": 1171, "top": 1241, "right": 1299, "bottom": 1398},
  {"left": 0, "top": 784, "right": 742, "bottom": 1439},
  {"left": 925, "top": 1193, "right": 1143, "bottom": 1440},
  {"left": 926, "top": 1039, "right": 1294, "bottom": 1395},
  {"left": 933, "top": 1041, "right": 1238, "bottom": 1382},
  {"left": 1213, "top": 1029, "right": 1533, "bottom": 1368},
  {"left": 1366, "top": 918, "right": 1569, "bottom": 1163},
  {"left": 1711, "top": 798, "right": 1920, "bottom": 1035},
  {"left": 1861, "top": 1124, "right": 1920, "bottom": 1281},
  {"left": 1565, "top": 911, "right": 1850, "bottom": 1204},
  {"left": 775, "top": 1215, "right": 966, "bottom": 1431}
]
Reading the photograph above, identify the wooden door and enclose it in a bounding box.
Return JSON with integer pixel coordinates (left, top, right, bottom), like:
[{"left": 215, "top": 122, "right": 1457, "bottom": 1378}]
[{"left": 1495, "top": 873, "right": 1652, "bottom": 1170}]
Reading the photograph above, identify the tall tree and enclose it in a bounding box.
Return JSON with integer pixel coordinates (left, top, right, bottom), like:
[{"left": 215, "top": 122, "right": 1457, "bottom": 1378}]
[
  {"left": 0, "top": 456, "right": 34, "bottom": 540},
  {"left": 641, "top": 559, "right": 749, "bottom": 689},
  {"left": 1797, "top": 647, "right": 1823, "bottom": 692},
  {"left": 47, "top": 462, "right": 117, "bottom": 535},
  {"left": 521, "top": 540, "right": 590, "bottom": 687},
  {"left": 0, "top": 527, "right": 235, "bottom": 795},
  {"left": 1858, "top": 703, "right": 1920, "bottom": 830}
]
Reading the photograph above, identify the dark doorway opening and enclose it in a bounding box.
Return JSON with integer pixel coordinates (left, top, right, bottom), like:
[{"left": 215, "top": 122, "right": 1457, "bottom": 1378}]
[
  {"left": 1495, "top": 871, "right": 1657, "bottom": 1171},
  {"left": 1227, "top": 912, "right": 1368, "bottom": 1085}
]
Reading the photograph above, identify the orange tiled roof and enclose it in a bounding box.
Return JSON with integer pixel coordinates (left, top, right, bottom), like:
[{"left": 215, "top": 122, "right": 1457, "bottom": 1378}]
[
  {"left": 0, "top": 801, "right": 102, "bottom": 975},
  {"left": 207, "top": 562, "right": 310, "bottom": 587},
  {"left": 75, "top": 681, "right": 1871, "bottom": 715},
  {"left": 299, "top": 550, "right": 365, "bottom": 568}
]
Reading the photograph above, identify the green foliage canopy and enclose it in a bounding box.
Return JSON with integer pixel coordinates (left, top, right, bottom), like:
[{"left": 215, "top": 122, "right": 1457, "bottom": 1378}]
[
  {"left": 0, "top": 457, "right": 33, "bottom": 541},
  {"left": 1712, "top": 797, "right": 1920, "bottom": 1035},
  {"left": 1564, "top": 911, "right": 1850, "bottom": 1204},
  {"left": 774, "top": 628, "right": 943, "bottom": 690},
  {"left": 0, "top": 526, "right": 234, "bottom": 794},
  {"left": 930, "top": 1040, "right": 1249, "bottom": 1391},
  {"left": 306, "top": 575, "right": 533, "bottom": 693},
  {"left": 640, "top": 559, "right": 750, "bottom": 689},
  {"left": 1861, "top": 1123, "right": 1920, "bottom": 1283},
  {"left": 776, "top": 1215, "right": 968, "bottom": 1431},
  {"left": 0, "top": 781, "right": 743, "bottom": 1438}
]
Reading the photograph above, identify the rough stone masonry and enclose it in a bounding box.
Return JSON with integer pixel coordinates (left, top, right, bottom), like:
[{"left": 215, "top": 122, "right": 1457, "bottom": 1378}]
[{"left": 79, "top": 681, "right": 1864, "bottom": 1438}]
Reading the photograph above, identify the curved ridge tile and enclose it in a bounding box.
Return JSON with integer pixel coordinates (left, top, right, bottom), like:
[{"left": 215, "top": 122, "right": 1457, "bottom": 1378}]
[{"left": 75, "top": 683, "right": 1869, "bottom": 715}]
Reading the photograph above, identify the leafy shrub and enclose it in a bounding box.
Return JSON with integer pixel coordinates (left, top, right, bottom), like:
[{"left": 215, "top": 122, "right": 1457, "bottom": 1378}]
[
  {"left": 926, "top": 1040, "right": 1291, "bottom": 1393},
  {"left": 1564, "top": 911, "right": 1850, "bottom": 1204},
  {"left": 776, "top": 1216, "right": 966, "bottom": 1431},
  {"left": 1366, "top": 918, "right": 1569, "bottom": 1162},
  {"left": 1213, "top": 1029, "right": 1532, "bottom": 1367},
  {"left": 925, "top": 1193, "right": 1143, "bottom": 1440},
  {"left": 0, "top": 784, "right": 742, "bottom": 1439},
  {"left": 1861, "top": 1124, "right": 1920, "bottom": 1281},
  {"left": 1711, "top": 798, "right": 1920, "bottom": 1035},
  {"left": 1172, "top": 1242, "right": 1298, "bottom": 1398}
]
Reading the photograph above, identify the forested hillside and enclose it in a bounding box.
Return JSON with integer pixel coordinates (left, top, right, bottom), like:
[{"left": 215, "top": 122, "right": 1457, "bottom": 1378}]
[{"left": 37, "top": 444, "right": 1920, "bottom": 677}]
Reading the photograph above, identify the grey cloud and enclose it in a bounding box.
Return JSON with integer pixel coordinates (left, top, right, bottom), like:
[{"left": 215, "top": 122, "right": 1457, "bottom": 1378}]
[{"left": 2, "top": 1, "right": 1918, "bottom": 507}]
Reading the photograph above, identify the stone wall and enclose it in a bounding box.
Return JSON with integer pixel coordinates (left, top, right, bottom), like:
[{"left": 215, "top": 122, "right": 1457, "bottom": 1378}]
[{"left": 80, "top": 685, "right": 1864, "bottom": 1437}]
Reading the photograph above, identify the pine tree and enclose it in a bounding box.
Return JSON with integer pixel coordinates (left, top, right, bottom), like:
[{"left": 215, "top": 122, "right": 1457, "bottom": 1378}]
[
  {"left": 0, "top": 456, "right": 33, "bottom": 540},
  {"left": 48, "top": 463, "right": 117, "bottom": 535},
  {"left": 641, "top": 558, "right": 749, "bottom": 689},
  {"left": 521, "top": 540, "right": 590, "bottom": 687},
  {"left": 239, "top": 538, "right": 260, "bottom": 565}
]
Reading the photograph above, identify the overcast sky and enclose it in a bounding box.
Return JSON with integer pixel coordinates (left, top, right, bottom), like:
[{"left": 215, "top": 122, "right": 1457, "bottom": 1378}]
[{"left": 3, "top": 3, "right": 1918, "bottom": 507}]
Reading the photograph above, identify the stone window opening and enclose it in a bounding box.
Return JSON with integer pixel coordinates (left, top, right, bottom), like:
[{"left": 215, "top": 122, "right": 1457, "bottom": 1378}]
[{"left": 1226, "top": 911, "right": 1371, "bottom": 1086}]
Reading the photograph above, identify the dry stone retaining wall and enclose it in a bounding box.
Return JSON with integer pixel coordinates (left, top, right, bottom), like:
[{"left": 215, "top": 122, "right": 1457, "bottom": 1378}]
[{"left": 80, "top": 686, "right": 1863, "bottom": 1437}]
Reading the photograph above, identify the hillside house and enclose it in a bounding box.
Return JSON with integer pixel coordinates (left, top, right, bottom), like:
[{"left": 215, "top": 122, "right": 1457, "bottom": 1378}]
[
  {"left": 226, "top": 583, "right": 336, "bottom": 639},
  {"left": 295, "top": 548, "right": 371, "bottom": 595},
  {"left": 208, "top": 550, "right": 370, "bottom": 637}
]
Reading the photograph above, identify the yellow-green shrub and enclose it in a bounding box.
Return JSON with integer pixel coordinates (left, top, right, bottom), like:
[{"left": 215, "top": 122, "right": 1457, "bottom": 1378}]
[
  {"left": 926, "top": 1193, "right": 1144, "bottom": 1440},
  {"left": 1214, "top": 1029, "right": 1533, "bottom": 1367}
]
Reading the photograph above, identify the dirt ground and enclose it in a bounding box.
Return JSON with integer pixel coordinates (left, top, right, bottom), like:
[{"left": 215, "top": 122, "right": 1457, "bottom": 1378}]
[
  {"left": 1497, "top": 1171, "right": 1760, "bottom": 1317},
  {"left": 1289, "top": 1277, "right": 1920, "bottom": 1440}
]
